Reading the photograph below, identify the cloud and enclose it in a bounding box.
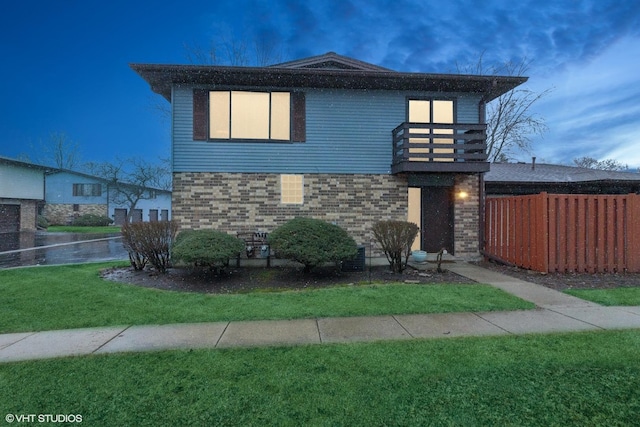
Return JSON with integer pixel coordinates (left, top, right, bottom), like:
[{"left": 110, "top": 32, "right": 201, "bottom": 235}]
[{"left": 526, "top": 36, "right": 640, "bottom": 166}]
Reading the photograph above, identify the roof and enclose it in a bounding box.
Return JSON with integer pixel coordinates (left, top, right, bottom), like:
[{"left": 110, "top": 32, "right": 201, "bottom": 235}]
[
  {"left": 131, "top": 52, "right": 526, "bottom": 102},
  {"left": 46, "top": 168, "right": 171, "bottom": 194},
  {"left": 0, "top": 157, "right": 170, "bottom": 193},
  {"left": 0, "top": 156, "right": 52, "bottom": 171},
  {"left": 485, "top": 162, "right": 640, "bottom": 184}
]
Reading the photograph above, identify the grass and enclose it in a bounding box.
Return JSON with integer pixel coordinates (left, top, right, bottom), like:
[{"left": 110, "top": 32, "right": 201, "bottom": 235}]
[
  {"left": 46, "top": 225, "right": 121, "bottom": 234},
  {"left": 1, "top": 330, "right": 639, "bottom": 425},
  {"left": 0, "top": 262, "right": 534, "bottom": 333},
  {"left": 566, "top": 287, "right": 640, "bottom": 306}
]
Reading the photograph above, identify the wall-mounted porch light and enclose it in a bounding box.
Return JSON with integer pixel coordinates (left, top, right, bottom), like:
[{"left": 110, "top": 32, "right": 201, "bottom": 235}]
[{"left": 457, "top": 191, "right": 468, "bottom": 199}]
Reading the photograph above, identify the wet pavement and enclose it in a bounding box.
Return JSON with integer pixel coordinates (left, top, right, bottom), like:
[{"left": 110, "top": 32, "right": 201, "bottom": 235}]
[{"left": 0, "top": 232, "right": 128, "bottom": 269}]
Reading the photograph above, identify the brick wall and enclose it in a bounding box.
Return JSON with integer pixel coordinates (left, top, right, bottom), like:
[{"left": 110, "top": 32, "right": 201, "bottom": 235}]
[
  {"left": 173, "top": 172, "right": 483, "bottom": 260},
  {"left": 19, "top": 200, "right": 38, "bottom": 232},
  {"left": 173, "top": 173, "right": 408, "bottom": 256},
  {"left": 453, "top": 174, "right": 481, "bottom": 259},
  {"left": 44, "top": 204, "right": 107, "bottom": 225}
]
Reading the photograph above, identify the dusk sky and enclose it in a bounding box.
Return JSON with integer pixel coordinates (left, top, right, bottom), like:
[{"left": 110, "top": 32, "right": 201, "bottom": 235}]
[{"left": 1, "top": 0, "right": 639, "bottom": 168}]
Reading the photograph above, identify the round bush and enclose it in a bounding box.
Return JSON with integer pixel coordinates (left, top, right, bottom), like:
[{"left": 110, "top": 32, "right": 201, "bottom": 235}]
[
  {"left": 72, "top": 214, "right": 113, "bottom": 227},
  {"left": 268, "top": 217, "right": 358, "bottom": 272},
  {"left": 172, "top": 229, "right": 245, "bottom": 269}
]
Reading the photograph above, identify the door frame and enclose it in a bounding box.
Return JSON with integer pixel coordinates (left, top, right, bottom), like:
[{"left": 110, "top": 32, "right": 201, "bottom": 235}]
[{"left": 408, "top": 174, "right": 456, "bottom": 254}]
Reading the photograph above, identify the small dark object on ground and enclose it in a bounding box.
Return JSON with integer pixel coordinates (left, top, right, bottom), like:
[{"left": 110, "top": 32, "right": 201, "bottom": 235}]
[{"left": 101, "top": 264, "right": 474, "bottom": 294}]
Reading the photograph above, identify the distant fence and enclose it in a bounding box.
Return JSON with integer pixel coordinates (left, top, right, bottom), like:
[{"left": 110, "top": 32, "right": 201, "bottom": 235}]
[{"left": 484, "top": 193, "right": 640, "bottom": 273}]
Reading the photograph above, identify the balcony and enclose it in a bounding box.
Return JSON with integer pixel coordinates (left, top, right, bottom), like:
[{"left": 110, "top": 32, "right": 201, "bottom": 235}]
[{"left": 391, "top": 123, "right": 489, "bottom": 174}]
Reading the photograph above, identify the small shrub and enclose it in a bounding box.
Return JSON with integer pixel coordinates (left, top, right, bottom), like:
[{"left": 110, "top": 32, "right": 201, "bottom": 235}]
[
  {"left": 172, "top": 229, "right": 245, "bottom": 273},
  {"left": 121, "top": 221, "right": 178, "bottom": 273},
  {"left": 268, "top": 217, "right": 358, "bottom": 273},
  {"left": 372, "top": 220, "right": 419, "bottom": 273},
  {"left": 37, "top": 215, "right": 49, "bottom": 229},
  {"left": 72, "top": 214, "right": 114, "bottom": 227}
]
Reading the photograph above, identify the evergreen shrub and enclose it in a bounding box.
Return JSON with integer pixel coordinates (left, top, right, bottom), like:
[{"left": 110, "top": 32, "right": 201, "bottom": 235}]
[
  {"left": 268, "top": 217, "right": 358, "bottom": 273},
  {"left": 72, "top": 214, "right": 114, "bottom": 227},
  {"left": 171, "top": 229, "right": 245, "bottom": 272}
]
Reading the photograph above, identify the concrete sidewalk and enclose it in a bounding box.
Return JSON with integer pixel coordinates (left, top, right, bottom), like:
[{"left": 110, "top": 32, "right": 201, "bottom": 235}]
[{"left": 2, "top": 263, "right": 640, "bottom": 363}]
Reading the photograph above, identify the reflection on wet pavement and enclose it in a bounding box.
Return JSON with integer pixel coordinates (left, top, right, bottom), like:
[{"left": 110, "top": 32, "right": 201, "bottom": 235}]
[{"left": 0, "top": 232, "right": 128, "bottom": 269}]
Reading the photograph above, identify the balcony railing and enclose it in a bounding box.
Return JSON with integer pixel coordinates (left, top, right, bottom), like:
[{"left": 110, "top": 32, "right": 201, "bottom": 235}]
[{"left": 391, "top": 122, "right": 489, "bottom": 174}]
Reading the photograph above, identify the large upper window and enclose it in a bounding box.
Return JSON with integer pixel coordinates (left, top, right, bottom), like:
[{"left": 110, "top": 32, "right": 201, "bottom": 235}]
[
  {"left": 193, "top": 89, "right": 305, "bottom": 143},
  {"left": 209, "top": 91, "right": 290, "bottom": 141}
]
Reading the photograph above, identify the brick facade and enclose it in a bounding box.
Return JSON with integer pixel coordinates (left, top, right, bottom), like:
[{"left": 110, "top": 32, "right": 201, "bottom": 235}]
[
  {"left": 173, "top": 172, "right": 482, "bottom": 259},
  {"left": 173, "top": 173, "right": 408, "bottom": 256},
  {"left": 453, "top": 174, "right": 481, "bottom": 259},
  {"left": 44, "top": 204, "right": 107, "bottom": 225},
  {"left": 20, "top": 200, "right": 38, "bottom": 232}
]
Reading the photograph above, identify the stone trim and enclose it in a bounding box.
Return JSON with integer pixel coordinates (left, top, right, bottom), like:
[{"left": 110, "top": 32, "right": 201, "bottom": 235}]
[{"left": 44, "top": 204, "right": 107, "bottom": 225}]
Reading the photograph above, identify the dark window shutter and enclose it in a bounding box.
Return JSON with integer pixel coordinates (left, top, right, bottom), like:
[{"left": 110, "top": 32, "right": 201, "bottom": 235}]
[
  {"left": 193, "top": 89, "right": 208, "bottom": 141},
  {"left": 72, "top": 184, "right": 79, "bottom": 196},
  {"left": 291, "top": 92, "right": 306, "bottom": 142}
]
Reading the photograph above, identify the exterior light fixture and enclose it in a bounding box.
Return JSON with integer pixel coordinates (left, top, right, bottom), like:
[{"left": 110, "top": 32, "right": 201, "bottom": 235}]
[{"left": 458, "top": 191, "right": 468, "bottom": 199}]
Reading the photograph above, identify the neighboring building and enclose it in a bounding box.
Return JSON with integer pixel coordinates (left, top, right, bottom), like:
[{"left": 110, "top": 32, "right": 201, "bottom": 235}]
[
  {"left": 0, "top": 157, "right": 48, "bottom": 232},
  {"left": 485, "top": 162, "right": 640, "bottom": 196},
  {"left": 132, "top": 52, "right": 524, "bottom": 258},
  {"left": 44, "top": 169, "right": 172, "bottom": 225}
]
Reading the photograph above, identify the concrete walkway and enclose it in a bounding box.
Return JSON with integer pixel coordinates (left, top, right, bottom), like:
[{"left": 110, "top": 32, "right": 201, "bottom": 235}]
[{"left": 2, "top": 263, "right": 640, "bottom": 363}]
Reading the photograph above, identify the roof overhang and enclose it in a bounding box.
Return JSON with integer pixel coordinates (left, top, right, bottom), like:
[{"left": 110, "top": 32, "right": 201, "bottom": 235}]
[{"left": 130, "top": 63, "right": 527, "bottom": 103}]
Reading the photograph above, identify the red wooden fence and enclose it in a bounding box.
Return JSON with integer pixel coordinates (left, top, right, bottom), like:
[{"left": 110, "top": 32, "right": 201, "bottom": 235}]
[{"left": 484, "top": 193, "right": 640, "bottom": 273}]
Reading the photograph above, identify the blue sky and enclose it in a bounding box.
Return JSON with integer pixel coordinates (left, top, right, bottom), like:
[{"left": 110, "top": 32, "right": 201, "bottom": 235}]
[{"left": 1, "top": 0, "right": 639, "bottom": 168}]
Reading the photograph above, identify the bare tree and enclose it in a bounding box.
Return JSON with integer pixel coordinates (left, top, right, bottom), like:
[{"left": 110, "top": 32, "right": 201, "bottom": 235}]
[
  {"left": 458, "top": 56, "right": 551, "bottom": 161},
  {"left": 87, "top": 157, "right": 171, "bottom": 223},
  {"left": 184, "top": 35, "right": 283, "bottom": 66},
  {"left": 37, "top": 131, "right": 82, "bottom": 169},
  {"left": 573, "top": 156, "right": 628, "bottom": 171}
]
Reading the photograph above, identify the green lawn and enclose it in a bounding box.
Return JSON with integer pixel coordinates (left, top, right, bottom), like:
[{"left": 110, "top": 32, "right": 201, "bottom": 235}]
[
  {"left": 1, "top": 330, "right": 638, "bottom": 425},
  {"left": 566, "top": 287, "right": 640, "bottom": 306},
  {"left": 0, "top": 262, "right": 534, "bottom": 333},
  {"left": 46, "top": 225, "right": 121, "bottom": 234}
]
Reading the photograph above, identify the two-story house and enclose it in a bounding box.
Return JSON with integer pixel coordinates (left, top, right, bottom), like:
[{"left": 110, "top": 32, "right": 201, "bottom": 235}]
[
  {"left": 44, "top": 169, "right": 172, "bottom": 225},
  {"left": 131, "top": 52, "right": 525, "bottom": 259}
]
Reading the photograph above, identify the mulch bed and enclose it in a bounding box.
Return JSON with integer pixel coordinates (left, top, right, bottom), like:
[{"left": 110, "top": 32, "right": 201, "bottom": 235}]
[
  {"left": 101, "top": 263, "right": 474, "bottom": 294},
  {"left": 101, "top": 260, "right": 640, "bottom": 294},
  {"left": 475, "top": 260, "right": 640, "bottom": 291}
]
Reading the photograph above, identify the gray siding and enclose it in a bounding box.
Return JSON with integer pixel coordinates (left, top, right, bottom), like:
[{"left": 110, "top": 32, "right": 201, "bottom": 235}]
[{"left": 172, "top": 87, "right": 482, "bottom": 174}]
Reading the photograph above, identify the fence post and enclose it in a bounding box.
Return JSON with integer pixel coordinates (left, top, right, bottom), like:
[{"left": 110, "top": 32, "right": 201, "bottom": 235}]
[
  {"left": 628, "top": 194, "right": 640, "bottom": 272},
  {"left": 538, "top": 193, "right": 549, "bottom": 272}
]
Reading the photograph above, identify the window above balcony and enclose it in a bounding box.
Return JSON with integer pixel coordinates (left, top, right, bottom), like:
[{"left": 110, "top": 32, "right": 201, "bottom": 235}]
[{"left": 391, "top": 122, "right": 489, "bottom": 174}]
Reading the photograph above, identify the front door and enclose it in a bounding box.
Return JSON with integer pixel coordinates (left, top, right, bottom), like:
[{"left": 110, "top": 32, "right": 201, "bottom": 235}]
[{"left": 421, "top": 187, "right": 454, "bottom": 254}]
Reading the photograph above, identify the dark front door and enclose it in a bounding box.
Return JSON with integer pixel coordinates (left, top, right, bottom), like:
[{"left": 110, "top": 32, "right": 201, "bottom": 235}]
[{"left": 422, "top": 187, "right": 454, "bottom": 254}]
